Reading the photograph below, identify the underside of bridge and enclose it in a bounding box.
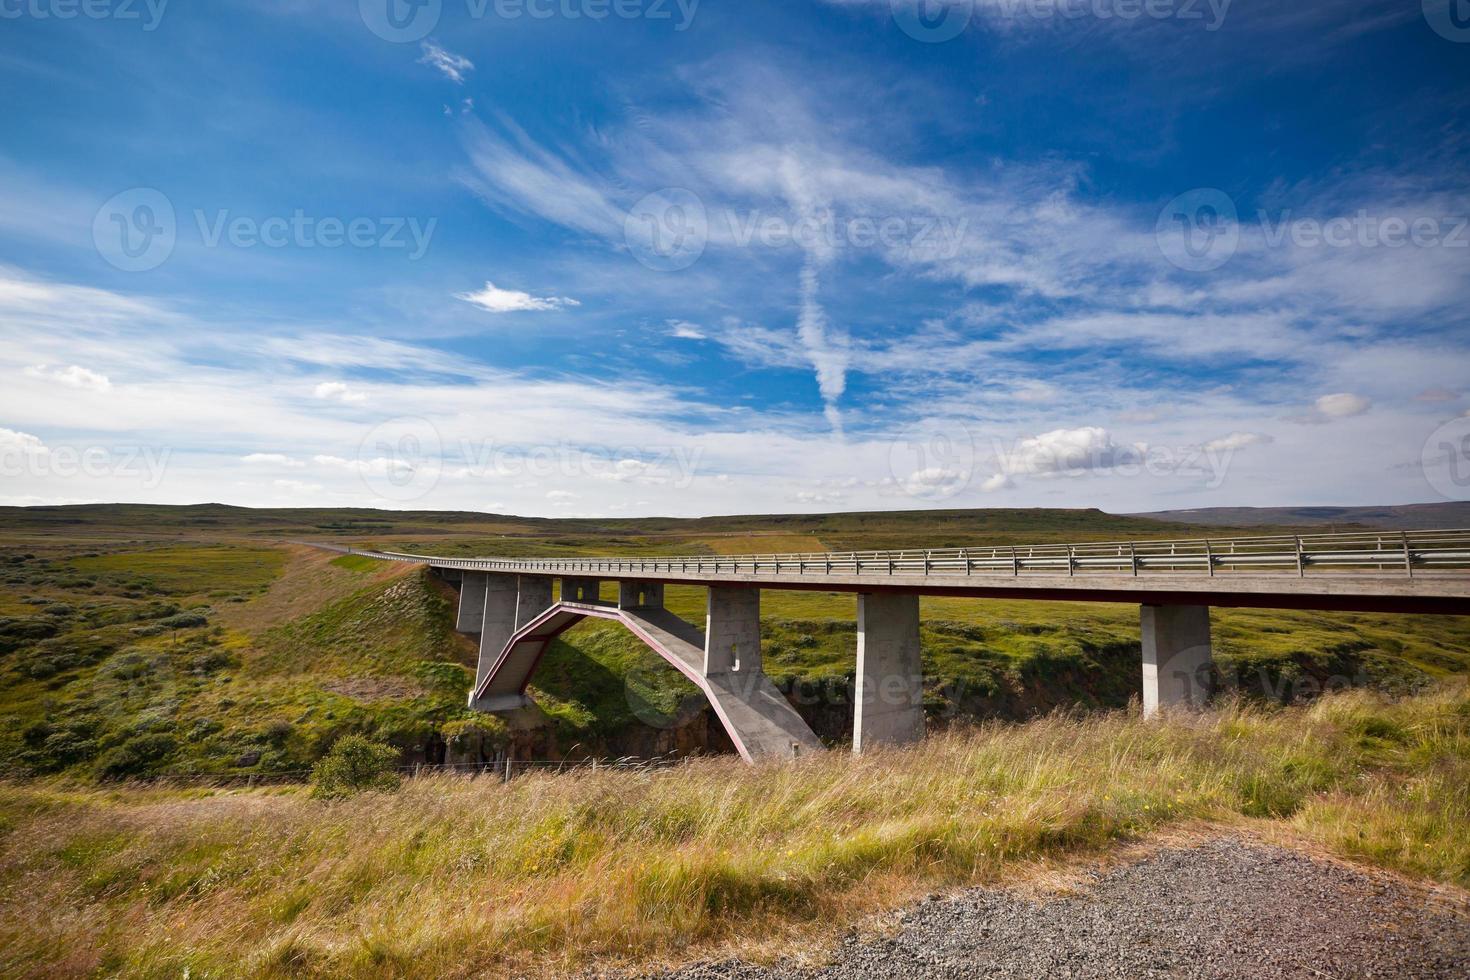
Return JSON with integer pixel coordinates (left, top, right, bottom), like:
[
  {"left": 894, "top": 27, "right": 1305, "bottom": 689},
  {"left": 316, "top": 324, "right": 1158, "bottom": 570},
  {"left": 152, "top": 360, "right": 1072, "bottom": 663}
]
[
  {"left": 443, "top": 570, "right": 1219, "bottom": 762},
  {"left": 459, "top": 573, "right": 824, "bottom": 762}
]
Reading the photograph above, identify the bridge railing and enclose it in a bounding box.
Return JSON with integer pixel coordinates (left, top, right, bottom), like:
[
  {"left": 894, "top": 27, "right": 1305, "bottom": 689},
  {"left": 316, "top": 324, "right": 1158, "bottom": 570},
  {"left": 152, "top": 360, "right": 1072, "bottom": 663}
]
[{"left": 340, "top": 528, "right": 1470, "bottom": 580}]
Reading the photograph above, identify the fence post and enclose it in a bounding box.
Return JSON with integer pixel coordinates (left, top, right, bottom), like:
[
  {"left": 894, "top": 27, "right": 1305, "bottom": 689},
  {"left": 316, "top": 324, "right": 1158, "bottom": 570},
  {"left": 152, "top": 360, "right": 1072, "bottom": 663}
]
[{"left": 1402, "top": 532, "right": 1414, "bottom": 578}]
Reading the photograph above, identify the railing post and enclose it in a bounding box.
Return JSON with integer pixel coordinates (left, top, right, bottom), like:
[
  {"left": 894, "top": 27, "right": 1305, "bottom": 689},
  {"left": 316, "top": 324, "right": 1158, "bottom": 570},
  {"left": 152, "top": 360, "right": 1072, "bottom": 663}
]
[
  {"left": 1295, "top": 536, "right": 1305, "bottom": 577},
  {"left": 1011, "top": 546, "right": 1019, "bottom": 577},
  {"left": 963, "top": 548, "right": 971, "bottom": 575},
  {"left": 1204, "top": 538, "right": 1214, "bottom": 577},
  {"left": 1066, "top": 545, "right": 1075, "bottom": 577},
  {"left": 1129, "top": 541, "right": 1138, "bottom": 577},
  {"left": 1402, "top": 532, "right": 1414, "bottom": 578}
]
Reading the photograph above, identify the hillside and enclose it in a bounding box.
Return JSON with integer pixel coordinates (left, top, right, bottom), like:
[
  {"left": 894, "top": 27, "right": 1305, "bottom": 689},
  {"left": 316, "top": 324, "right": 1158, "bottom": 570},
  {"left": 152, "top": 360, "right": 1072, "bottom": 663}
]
[
  {"left": 2, "top": 503, "right": 1468, "bottom": 779},
  {"left": 1137, "top": 501, "right": 1470, "bottom": 531}
]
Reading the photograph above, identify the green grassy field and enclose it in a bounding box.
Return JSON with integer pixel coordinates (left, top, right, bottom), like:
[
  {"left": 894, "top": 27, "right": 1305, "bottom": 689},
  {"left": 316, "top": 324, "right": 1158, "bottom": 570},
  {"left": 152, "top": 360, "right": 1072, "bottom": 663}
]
[
  {"left": 0, "top": 683, "right": 1465, "bottom": 978},
  {"left": 0, "top": 503, "right": 1466, "bottom": 779}
]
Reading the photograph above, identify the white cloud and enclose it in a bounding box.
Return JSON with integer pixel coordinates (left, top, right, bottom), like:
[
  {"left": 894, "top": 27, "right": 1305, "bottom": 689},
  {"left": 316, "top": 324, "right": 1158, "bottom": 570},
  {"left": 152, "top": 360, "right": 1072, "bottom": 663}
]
[
  {"left": 668, "top": 320, "right": 706, "bottom": 340},
  {"left": 24, "top": 364, "right": 111, "bottom": 391},
  {"left": 273, "top": 478, "right": 324, "bottom": 494},
  {"left": 457, "top": 281, "right": 581, "bottom": 314},
  {"left": 418, "top": 41, "right": 474, "bottom": 84},
  {"left": 0, "top": 426, "right": 47, "bottom": 456},
  {"left": 980, "top": 473, "right": 1013, "bottom": 493},
  {"left": 997, "top": 426, "right": 1145, "bottom": 476},
  {"left": 546, "top": 490, "right": 579, "bottom": 504},
  {"left": 1316, "top": 392, "right": 1372, "bottom": 419},
  {"left": 313, "top": 381, "right": 367, "bottom": 404},
  {"left": 1202, "top": 432, "right": 1274, "bottom": 453}
]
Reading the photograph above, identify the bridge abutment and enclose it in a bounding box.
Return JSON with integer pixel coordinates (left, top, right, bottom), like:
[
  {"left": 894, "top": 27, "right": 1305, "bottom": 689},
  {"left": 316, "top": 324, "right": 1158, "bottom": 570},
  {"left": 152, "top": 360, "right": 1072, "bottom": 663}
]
[
  {"left": 1141, "top": 604, "right": 1213, "bottom": 717},
  {"left": 705, "top": 587, "right": 760, "bottom": 676},
  {"left": 853, "top": 592, "right": 924, "bottom": 753}
]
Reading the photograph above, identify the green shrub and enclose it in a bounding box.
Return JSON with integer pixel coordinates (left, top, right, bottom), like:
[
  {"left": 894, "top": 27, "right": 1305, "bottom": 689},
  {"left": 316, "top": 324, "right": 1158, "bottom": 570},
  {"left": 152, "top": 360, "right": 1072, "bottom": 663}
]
[
  {"left": 158, "top": 612, "right": 209, "bottom": 630},
  {"left": 310, "top": 735, "right": 401, "bottom": 799},
  {"left": 96, "top": 733, "right": 178, "bottom": 779}
]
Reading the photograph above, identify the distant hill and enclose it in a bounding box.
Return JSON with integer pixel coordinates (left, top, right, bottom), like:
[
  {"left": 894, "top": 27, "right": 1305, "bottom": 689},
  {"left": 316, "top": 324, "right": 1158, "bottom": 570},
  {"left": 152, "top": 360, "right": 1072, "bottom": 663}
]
[{"left": 1135, "top": 502, "right": 1470, "bottom": 532}]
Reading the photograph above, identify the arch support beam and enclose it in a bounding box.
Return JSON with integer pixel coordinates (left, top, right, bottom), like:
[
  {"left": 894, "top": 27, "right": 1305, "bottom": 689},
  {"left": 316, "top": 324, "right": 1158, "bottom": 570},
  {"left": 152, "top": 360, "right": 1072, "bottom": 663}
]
[
  {"left": 854, "top": 592, "right": 924, "bottom": 754},
  {"left": 1141, "top": 604, "right": 1213, "bottom": 717}
]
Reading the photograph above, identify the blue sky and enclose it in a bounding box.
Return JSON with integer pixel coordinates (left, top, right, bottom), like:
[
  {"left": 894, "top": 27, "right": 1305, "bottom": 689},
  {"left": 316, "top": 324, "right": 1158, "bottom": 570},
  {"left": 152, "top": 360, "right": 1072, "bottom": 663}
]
[{"left": 1, "top": 0, "right": 1468, "bottom": 516}]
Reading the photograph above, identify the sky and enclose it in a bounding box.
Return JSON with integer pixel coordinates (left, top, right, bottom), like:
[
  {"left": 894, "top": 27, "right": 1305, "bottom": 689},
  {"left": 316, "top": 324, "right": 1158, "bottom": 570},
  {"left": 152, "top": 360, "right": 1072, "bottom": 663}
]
[{"left": 1, "top": 0, "right": 1468, "bottom": 518}]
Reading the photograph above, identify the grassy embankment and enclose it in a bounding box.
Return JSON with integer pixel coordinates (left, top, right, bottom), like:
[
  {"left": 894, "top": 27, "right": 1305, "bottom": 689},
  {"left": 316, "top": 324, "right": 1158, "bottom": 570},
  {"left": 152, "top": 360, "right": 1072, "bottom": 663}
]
[{"left": 0, "top": 683, "right": 1466, "bottom": 977}]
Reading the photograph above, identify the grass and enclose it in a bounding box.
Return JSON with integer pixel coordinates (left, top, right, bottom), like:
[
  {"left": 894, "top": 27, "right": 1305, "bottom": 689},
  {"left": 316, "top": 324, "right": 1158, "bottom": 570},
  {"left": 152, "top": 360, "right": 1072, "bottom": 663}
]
[
  {"left": 0, "top": 682, "right": 1465, "bottom": 978},
  {"left": 67, "top": 545, "right": 287, "bottom": 596}
]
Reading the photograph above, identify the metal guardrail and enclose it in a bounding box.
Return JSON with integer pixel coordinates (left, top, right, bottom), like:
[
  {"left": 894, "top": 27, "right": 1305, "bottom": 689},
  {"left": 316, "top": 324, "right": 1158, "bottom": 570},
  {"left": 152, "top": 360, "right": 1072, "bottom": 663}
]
[{"left": 325, "top": 529, "right": 1470, "bottom": 580}]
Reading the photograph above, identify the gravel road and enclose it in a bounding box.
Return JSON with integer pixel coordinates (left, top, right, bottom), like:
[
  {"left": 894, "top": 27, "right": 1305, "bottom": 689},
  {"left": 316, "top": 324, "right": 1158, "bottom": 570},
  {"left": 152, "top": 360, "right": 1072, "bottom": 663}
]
[{"left": 638, "top": 837, "right": 1470, "bottom": 979}]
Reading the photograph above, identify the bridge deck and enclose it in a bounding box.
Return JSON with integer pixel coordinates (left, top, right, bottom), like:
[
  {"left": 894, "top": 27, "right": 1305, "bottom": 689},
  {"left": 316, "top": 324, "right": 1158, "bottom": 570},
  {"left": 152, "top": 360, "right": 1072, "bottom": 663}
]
[{"left": 327, "top": 528, "right": 1470, "bottom": 615}]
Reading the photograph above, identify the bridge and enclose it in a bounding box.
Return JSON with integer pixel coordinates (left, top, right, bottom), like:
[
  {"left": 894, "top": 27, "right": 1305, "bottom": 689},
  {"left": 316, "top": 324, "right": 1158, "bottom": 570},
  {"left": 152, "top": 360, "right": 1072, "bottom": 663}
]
[{"left": 324, "top": 529, "right": 1470, "bottom": 763}]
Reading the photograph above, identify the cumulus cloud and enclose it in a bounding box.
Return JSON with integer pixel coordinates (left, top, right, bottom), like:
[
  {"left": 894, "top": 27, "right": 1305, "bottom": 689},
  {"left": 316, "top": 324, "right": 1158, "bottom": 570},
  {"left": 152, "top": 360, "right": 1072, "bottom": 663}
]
[
  {"left": 0, "top": 426, "right": 47, "bottom": 456},
  {"left": 1288, "top": 392, "right": 1372, "bottom": 424},
  {"left": 979, "top": 473, "right": 1013, "bottom": 493},
  {"left": 546, "top": 490, "right": 578, "bottom": 502},
  {"left": 997, "top": 426, "right": 1145, "bottom": 477},
  {"left": 419, "top": 41, "right": 474, "bottom": 84},
  {"left": 1202, "top": 432, "right": 1274, "bottom": 453},
  {"left": 457, "top": 281, "right": 580, "bottom": 314},
  {"left": 313, "top": 381, "right": 367, "bottom": 403},
  {"left": 24, "top": 364, "right": 111, "bottom": 391}
]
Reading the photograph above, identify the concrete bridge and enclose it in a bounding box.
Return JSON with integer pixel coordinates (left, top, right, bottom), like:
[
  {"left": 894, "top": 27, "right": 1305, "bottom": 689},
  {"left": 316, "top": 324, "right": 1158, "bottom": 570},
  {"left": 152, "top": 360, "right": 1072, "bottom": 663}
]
[{"left": 326, "top": 529, "right": 1470, "bottom": 763}]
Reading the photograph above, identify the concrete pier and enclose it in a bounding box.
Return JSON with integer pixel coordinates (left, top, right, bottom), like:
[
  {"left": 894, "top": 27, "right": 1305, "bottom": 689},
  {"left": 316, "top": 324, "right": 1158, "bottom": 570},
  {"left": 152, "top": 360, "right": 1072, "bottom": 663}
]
[
  {"left": 1141, "top": 604, "right": 1213, "bottom": 717},
  {"left": 456, "top": 571, "right": 489, "bottom": 633},
  {"left": 562, "top": 577, "right": 602, "bottom": 603},
  {"left": 853, "top": 592, "right": 924, "bottom": 754},
  {"left": 516, "top": 575, "right": 553, "bottom": 628},
  {"left": 619, "top": 580, "right": 665, "bottom": 610},
  {"left": 475, "top": 574, "right": 519, "bottom": 693},
  {"left": 705, "top": 587, "right": 761, "bottom": 676}
]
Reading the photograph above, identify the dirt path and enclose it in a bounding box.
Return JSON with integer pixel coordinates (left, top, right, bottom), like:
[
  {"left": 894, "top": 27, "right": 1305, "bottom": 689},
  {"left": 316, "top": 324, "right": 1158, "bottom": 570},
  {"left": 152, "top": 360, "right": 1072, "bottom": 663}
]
[{"left": 643, "top": 838, "right": 1470, "bottom": 979}]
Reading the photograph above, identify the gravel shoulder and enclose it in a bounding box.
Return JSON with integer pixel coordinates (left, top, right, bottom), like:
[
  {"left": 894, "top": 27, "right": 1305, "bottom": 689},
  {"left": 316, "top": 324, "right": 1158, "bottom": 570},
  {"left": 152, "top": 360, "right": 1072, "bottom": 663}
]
[{"left": 638, "top": 837, "right": 1470, "bottom": 979}]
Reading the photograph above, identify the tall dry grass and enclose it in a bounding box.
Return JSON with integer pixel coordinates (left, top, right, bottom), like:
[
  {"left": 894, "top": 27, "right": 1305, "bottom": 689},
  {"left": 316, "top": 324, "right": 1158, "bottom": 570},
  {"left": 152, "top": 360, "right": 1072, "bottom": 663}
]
[{"left": 1, "top": 682, "right": 1466, "bottom": 978}]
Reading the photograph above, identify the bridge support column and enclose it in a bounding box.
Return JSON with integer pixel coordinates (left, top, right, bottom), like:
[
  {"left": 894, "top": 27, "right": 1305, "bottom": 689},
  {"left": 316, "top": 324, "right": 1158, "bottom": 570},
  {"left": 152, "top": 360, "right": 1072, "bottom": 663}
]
[
  {"left": 456, "top": 572, "right": 490, "bottom": 633},
  {"left": 1141, "top": 604, "right": 1213, "bottom": 718},
  {"left": 562, "top": 577, "right": 602, "bottom": 603},
  {"left": 854, "top": 593, "right": 924, "bottom": 754},
  {"left": 705, "top": 587, "right": 760, "bottom": 676},
  {"left": 517, "top": 575, "right": 553, "bottom": 627},
  {"left": 619, "top": 580, "right": 665, "bottom": 610},
  {"left": 469, "top": 574, "right": 519, "bottom": 709}
]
